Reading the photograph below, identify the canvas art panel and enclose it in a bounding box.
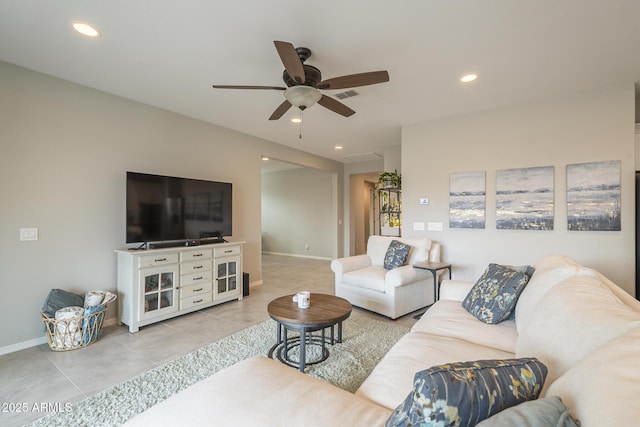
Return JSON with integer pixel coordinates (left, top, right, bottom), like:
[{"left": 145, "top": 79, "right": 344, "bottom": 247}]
[
  {"left": 496, "top": 166, "right": 554, "bottom": 230},
  {"left": 566, "top": 160, "right": 621, "bottom": 231},
  {"left": 450, "top": 172, "right": 486, "bottom": 229}
]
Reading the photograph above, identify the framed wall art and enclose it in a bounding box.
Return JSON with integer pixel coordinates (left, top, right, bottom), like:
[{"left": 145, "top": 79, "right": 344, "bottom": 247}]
[
  {"left": 449, "top": 172, "right": 486, "bottom": 229},
  {"left": 496, "top": 166, "right": 554, "bottom": 230},
  {"left": 566, "top": 160, "right": 621, "bottom": 231}
]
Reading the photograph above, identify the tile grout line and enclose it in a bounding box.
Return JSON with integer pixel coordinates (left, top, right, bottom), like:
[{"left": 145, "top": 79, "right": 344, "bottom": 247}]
[{"left": 43, "top": 352, "right": 88, "bottom": 400}]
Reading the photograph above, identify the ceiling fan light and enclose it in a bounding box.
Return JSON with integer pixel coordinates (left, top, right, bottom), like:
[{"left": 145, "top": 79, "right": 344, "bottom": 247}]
[
  {"left": 284, "top": 86, "right": 322, "bottom": 109},
  {"left": 72, "top": 22, "right": 101, "bottom": 38},
  {"left": 460, "top": 73, "right": 478, "bottom": 83}
]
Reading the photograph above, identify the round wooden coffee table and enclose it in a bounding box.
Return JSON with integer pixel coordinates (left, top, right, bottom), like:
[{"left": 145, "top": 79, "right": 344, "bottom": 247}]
[{"left": 267, "top": 293, "right": 352, "bottom": 372}]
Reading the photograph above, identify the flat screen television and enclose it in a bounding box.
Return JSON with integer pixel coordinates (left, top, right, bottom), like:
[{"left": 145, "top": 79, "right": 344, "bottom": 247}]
[{"left": 126, "top": 171, "right": 232, "bottom": 246}]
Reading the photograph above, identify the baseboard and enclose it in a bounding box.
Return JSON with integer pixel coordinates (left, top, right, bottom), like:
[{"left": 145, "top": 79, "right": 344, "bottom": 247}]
[
  {"left": 0, "top": 317, "right": 120, "bottom": 356},
  {"left": 0, "top": 336, "right": 47, "bottom": 356},
  {"left": 262, "top": 251, "right": 332, "bottom": 261}
]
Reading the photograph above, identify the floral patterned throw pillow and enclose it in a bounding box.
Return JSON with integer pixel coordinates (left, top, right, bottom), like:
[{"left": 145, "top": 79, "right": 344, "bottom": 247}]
[
  {"left": 386, "top": 358, "right": 548, "bottom": 427},
  {"left": 383, "top": 240, "right": 411, "bottom": 270},
  {"left": 462, "top": 263, "right": 532, "bottom": 324}
]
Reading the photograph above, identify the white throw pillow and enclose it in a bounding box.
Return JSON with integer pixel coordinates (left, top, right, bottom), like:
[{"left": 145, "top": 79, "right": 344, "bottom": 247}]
[
  {"left": 515, "top": 255, "right": 596, "bottom": 333},
  {"left": 516, "top": 275, "right": 640, "bottom": 391},
  {"left": 545, "top": 328, "right": 640, "bottom": 426}
]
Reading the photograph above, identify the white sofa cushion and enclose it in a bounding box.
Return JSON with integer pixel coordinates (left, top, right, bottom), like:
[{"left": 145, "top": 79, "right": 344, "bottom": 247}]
[
  {"left": 399, "top": 237, "right": 431, "bottom": 264},
  {"left": 412, "top": 300, "right": 518, "bottom": 353},
  {"left": 125, "top": 357, "right": 391, "bottom": 427},
  {"left": 342, "top": 265, "right": 387, "bottom": 292},
  {"left": 515, "top": 255, "right": 596, "bottom": 333},
  {"left": 356, "top": 332, "right": 515, "bottom": 411},
  {"left": 516, "top": 274, "right": 640, "bottom": 390},
  {"left": 545, "top": 328, "right": 640, "bottom": 426}
]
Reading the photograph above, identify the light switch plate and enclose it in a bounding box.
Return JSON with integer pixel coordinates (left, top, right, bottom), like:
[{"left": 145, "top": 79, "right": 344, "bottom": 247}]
[
  {"left": 427, "top": 222, "right": 443, "bottom": 232},
  {"left": 413, "top": 222, "right": 425, "bottom": 231},
  {"left": 20, "top": 228, "right": 39, "bottom": 241},
  {"left": 419, "top": 198, "right": 429, "bottom": 205}
]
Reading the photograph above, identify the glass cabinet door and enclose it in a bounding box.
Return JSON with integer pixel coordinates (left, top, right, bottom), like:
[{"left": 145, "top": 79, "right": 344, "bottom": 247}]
[
  {"left": 141, "top": 266, "right": 179, "bottom": 319},
  {"left": 215, "top": 257, "right": 239, "bottom": 299}
]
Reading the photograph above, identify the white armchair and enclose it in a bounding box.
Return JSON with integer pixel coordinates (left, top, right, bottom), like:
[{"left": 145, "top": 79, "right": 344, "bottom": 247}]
[{"left": 330, "top": 235, "right": 441, "bottom": 319}]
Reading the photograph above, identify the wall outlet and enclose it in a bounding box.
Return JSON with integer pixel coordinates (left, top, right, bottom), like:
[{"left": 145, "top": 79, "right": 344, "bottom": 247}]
[
  {"left": 413, "top": 222, "right": 425, "bottom": 231},
  {"left": 20, "top": 228, "right": 39, "bottom": 241}
]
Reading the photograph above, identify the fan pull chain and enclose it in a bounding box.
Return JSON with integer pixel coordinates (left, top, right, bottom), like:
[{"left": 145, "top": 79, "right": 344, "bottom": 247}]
[{"left": 299, "top": 109, "right": 303, "bottom": 139}]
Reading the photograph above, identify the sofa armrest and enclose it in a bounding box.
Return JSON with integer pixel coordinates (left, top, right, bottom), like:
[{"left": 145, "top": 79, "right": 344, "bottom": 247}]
[
  {"left": 439, "top": 279, "right": 474, "bottom": 302},
  {"left": 331, "top": 255, "right": 372, "bottom": 275},
  {"left": 386, "top": 264, "right": 433, "bottom": 288}
]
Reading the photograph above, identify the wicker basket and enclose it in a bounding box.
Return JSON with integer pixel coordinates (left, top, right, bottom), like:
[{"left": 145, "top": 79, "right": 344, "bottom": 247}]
[{"left": 41, "top": 305, "right": 108, "bottom": 351}]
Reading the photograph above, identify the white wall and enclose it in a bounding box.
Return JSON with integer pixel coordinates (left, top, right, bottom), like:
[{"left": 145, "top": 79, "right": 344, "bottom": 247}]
[
  {"left": 0, "top": 61, "right": 343, "bottom": 351},
  {"left": 262, "top": 167, "right": 335, "bottom": 258},
  {"left": 402, "top": 85, "right": 636, "bottom": 296}
]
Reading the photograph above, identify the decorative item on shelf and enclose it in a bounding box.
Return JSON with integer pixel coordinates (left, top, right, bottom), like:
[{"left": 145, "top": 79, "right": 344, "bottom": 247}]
[
  {"left": 376, "top": 170, "right": 402, "bottom": 237},
  {"left": 377, "top": 170, "right": 402, "bottom": 190}
]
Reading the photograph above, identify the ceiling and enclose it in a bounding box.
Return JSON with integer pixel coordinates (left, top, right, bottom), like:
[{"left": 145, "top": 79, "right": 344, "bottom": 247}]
[{"left": 1, "top": 1, "right": 640, "bottom": 163}]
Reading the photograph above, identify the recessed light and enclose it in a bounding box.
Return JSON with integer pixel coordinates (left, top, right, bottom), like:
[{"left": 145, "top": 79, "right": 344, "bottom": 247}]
[
  {"left": 72, "top": 22, "right": 101, "bottom": 38},
  {"left": 291, "top": 117, "right": 302, "bottom": 124},
  {"left": 334, "top": 145, "right": 343, "bottom": 150},
  {"left": 261, "top": 156, "right": 269, "bottom": 161},
  {"left": 460, "top": 74, "right": 478, "bottom": 83}
]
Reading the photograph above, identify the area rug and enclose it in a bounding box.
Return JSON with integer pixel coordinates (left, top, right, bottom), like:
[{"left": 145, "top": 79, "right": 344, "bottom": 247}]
[{"left": 30, "top": 316, "right": 409, "bottom": 426}]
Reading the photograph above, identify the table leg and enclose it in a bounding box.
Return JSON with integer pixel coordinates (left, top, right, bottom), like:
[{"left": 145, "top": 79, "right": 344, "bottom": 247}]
[
  {"left": 276, "top": 322, "right": 282, "bottom": 344},
  {"left": 337, "top": 321, "right": 343, "bottom": 343},
  {"left": 299, "top": 327, "right": 306, "bottom": 372}
]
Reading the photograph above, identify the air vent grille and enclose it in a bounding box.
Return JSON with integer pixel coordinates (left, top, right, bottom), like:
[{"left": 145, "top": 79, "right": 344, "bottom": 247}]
[
  {"left": 343, "top": 152, "right": 383, "bottom": 163},
  {"left": 334, "top": 89, "right": 359, "bottom": 100}
]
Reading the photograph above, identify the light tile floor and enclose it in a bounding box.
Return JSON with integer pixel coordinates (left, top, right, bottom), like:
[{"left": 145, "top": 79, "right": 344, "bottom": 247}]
[{"left": 0, "top": 254, "right": 419, "bottom": 427}]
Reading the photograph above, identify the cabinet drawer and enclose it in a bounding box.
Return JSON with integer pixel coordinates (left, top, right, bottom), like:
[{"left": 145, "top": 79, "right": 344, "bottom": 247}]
[
  {"left": 214, "top": 245, "right": 240, "bottom": 257},
  {"left": 181, "top": 282, "right": 213, "bottom": 298},
  {"left": 180, "top": 249, "right": 213, "bottom": 262},
  {"left": 181, "top": 260, "right": 212, "bottom": 274},
  {"left": 180, "top": 271, "right": 212, "bottom": 287},
  {"left": 180, "top": 292, "right": 213, "bottom": 310},
  {"left": 139, "top": 253, "right": 179, "bottom": 268}
]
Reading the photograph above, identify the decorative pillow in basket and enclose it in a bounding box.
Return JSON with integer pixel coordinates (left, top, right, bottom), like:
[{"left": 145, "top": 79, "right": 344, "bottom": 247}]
[{"left": 41, "top": 289, "right": 116, "bottom": 351}]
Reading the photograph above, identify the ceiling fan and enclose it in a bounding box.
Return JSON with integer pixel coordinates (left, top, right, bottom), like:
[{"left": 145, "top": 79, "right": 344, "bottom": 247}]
[{"left": 212, "top": 40, "right": 389, "bottom": 120}]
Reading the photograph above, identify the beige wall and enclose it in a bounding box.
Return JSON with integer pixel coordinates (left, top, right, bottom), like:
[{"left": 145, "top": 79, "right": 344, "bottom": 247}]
[
  {"left": 262, "top": 167, "right": 336, "bottom": 258},
  {"left": 402, "top": 84, "right": 636, "bottom": 296},
  {"left": 0, "top": 61, "right": 343, "bottom": 351}
]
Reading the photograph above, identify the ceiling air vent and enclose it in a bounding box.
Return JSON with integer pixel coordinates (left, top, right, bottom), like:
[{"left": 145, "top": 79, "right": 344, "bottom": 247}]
[
  {"left": 343, "top": 152, "right": 383, "bottom": 163},
  {"left": 334, "top": 89, "right": 359, "bottom": 100}
]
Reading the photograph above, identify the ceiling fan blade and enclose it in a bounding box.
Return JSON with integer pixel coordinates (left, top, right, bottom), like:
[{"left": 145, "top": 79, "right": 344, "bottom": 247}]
[
  {"left": 212, "top": 85, "right": 286, "bottom": 90},
  {"left": 317, "top": 71, "right": 389, "bottom": 90},
  {"left": 274, "top": 41, "right": 305, "bottom": 84},
  {"left": 269, "top": 100, "right": 292, "bottom": 120},
  {"left": 318, "top": 95, "right": 355, "bottom": 117}
]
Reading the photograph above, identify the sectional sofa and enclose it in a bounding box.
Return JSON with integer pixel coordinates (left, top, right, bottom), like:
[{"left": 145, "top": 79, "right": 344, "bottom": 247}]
[{"left": 125, "top": 254, "right": 640, "bottom": 426}]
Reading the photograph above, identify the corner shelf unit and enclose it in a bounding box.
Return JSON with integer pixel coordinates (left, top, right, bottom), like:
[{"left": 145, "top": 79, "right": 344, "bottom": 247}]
[
  {"left": 115, "top": 242, "right": 243, "bottom": 333},
  {"left": 378, "top": 187, "right": 401, "bottom": 237}
]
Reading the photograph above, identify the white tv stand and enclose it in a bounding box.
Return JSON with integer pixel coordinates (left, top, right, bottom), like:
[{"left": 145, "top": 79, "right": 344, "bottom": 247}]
[{"left": 115, "top": 241, "right": 243, "bottom": 333}]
